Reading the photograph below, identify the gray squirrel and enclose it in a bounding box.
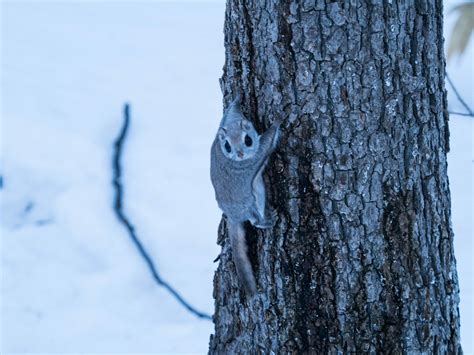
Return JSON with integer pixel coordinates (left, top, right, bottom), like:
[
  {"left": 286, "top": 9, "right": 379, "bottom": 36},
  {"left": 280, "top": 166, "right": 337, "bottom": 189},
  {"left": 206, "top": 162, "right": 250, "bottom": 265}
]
[{"left": 210, "top": 96, "right": 281, "bottom": 295}]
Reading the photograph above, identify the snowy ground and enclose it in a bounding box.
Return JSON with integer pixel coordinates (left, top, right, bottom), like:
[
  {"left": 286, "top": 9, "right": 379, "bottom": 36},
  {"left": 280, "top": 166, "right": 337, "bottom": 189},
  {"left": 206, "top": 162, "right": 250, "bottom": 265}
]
[
  {"left": 0, "top": 1, "right": 472, "bottom": 354},
  {"left": 1, "top": 2, "right": 224, "bottom": 353}
]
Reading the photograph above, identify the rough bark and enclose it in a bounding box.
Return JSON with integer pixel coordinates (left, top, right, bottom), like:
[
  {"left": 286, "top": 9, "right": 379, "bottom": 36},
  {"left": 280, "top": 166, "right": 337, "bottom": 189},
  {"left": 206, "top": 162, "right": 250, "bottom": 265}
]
[{"left": 210, "top": 0, "right": 461, "bottom": 353}]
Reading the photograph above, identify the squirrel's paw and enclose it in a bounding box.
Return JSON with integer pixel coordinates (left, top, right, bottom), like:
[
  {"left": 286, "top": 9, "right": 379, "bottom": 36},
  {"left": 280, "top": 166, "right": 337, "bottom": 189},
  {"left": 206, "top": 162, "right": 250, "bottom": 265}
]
[{"left": 253, "top": 208, "right": 278, "bottom": 229}]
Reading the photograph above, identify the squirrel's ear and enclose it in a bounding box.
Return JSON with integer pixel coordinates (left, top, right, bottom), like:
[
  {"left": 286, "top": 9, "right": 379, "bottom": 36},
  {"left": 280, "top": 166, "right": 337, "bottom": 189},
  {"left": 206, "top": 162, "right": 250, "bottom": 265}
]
[
  {"left": 218, "top": 127, "right": 227, "bottom": 140},
  {"left": 228, "top": 94, "right": 242, "bottom": 114},
  {"left": 231, "top": 94, "right": 242, "bottom": 107},
  {"left": 241, "top": 119, "right": 253, "bottom": 130},
  {"left": 221, "top": 94, "right": 243, "bottom": 126}
]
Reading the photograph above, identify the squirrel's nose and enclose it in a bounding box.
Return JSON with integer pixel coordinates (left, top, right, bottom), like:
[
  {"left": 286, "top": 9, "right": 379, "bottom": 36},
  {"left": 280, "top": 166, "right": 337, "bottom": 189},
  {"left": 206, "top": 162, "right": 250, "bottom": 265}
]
[{"left": 237, "top": 150, "right": 244, "bottom": 158}]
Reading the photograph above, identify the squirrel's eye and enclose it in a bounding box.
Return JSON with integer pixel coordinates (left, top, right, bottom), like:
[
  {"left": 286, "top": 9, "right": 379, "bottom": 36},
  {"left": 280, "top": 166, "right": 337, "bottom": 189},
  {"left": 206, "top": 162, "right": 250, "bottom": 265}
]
[
  {"left": 224, "top": 141, "right": 232, "bottom": 153},
  {"left": 244, "top": 135, "right": 253, "bottom": 147}
]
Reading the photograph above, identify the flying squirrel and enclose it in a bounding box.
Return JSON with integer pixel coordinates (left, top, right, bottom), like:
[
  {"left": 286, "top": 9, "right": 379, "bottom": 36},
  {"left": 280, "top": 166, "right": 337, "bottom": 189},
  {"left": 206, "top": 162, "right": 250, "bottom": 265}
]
[{"left": 210, "top": 95, "right": 281, "bottom": 295}]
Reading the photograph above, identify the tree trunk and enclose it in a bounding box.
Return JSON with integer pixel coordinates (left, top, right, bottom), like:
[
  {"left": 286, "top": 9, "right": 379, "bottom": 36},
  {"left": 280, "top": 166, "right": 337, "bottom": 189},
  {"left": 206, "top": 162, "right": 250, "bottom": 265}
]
[{"left": 209, "top": 0, "right": 461, "bottom": 353}]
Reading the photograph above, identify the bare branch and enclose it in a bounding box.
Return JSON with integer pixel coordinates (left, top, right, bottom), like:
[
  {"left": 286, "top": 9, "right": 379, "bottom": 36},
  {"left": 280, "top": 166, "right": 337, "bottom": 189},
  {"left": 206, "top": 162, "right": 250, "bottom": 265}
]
[
  {"left": 448, "top": 111, "right": 474, "bottom": 117},
  {"left": 446, "top": 73, "right": 473, "bottom": 116},
  {"left": 112, "top": 103, "right": 212, "bottom": 321}
]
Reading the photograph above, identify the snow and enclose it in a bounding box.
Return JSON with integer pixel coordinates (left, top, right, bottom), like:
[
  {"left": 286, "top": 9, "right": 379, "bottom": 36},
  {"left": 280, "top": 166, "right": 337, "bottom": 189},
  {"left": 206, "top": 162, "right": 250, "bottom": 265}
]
[
  {"left": 1, "top": 2, "right": 224, "bottom": 353},
  {"left": 0, "top": 0, "right": 472, "bottom": 353},
  {"left": 444, "top": 0, "right": 474, "bottom": 351}
]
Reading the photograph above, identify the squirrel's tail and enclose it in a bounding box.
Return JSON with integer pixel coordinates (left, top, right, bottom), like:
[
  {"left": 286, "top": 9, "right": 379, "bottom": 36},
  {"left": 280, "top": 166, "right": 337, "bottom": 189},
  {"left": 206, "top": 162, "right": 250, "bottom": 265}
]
[{"left": 228, "top": 222, "right": 256, "bottom": 296}]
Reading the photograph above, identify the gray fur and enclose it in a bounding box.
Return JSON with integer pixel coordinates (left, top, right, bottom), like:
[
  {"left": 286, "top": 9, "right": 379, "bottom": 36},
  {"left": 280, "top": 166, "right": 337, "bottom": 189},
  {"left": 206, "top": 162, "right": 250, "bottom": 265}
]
[{"left": 210, "top": 96, "right": 281, "bottom": 295}]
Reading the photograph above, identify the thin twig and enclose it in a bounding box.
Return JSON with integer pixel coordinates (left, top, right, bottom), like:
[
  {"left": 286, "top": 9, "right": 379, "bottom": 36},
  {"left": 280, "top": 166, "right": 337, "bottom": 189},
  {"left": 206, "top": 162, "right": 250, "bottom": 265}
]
[
  {"left": 448, "top": 111, "right": 474, "bottom": 117},
  {"left": 446, "top": 73, "right": 473, "bottom": 116},
  {"left": 112, "top": 103, "right": 212, "bottom": 321}
]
